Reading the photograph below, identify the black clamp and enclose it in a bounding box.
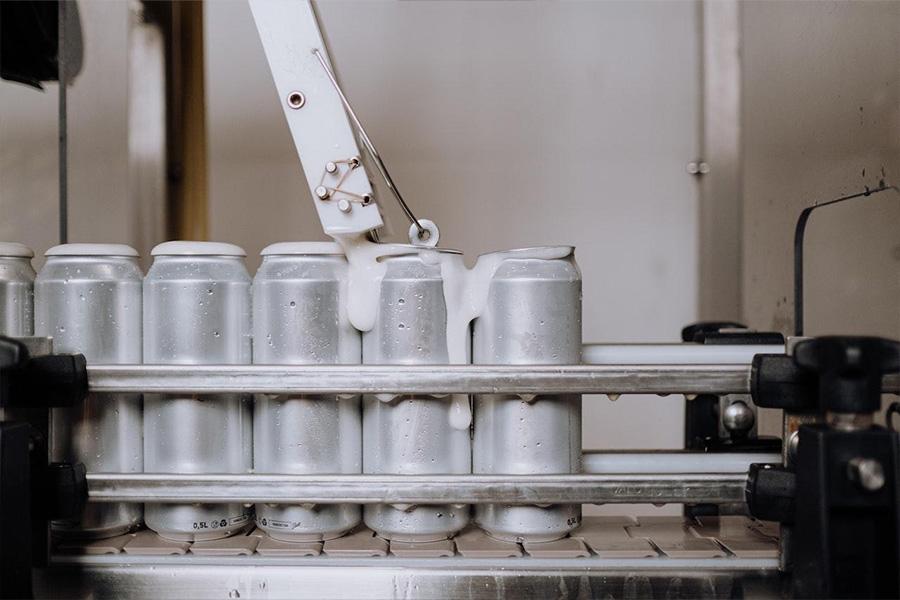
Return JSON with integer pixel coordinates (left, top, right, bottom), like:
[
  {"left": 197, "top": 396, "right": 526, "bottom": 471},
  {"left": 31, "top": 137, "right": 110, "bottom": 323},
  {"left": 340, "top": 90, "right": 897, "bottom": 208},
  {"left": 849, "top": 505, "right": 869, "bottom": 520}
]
[
  {"left": 0, "top": 336, "right": 88, "bottom": 599},
  {"left": 746, "top": 336, "right": 900, "bottom": 598}
]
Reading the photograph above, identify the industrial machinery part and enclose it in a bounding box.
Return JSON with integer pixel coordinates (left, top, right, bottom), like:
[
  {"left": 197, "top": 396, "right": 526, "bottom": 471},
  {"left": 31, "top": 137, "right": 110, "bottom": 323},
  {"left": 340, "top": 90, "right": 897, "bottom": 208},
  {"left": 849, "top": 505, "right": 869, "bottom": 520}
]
[
  {"left": 0, "top": 336, "right": 88, "bottom": 599},
  {"left": 249, "top": 0, "right": 383, "bottom": 237},
  {"left": 86, "top": 472, "right": 748, "bottom": 506},
  {"left": 83, "top": 363, "right": 900, "bottom": 395},
  {"left": 747, "top": 336, "right": 900, "bottom": 598},
  {"left": 678, "top": 322, "right": 783, "bottom": 519},
  {"left": 252, "top": 242, "right": 361, "bottom": 541},
  {"left": 35, "top": 244, "right": 144, "bottom": 539},
  {"left": 474, "top": 247, "right": 582, "bottom": 542},
  {"left": 362, "top": 249, "right": 471, "bottom": 541},
  {"left": 0, "top": 243, "right": 35, "bottom": 337},
  {"left": 143, "top": 242, "right": 253, "bottom": 541}
]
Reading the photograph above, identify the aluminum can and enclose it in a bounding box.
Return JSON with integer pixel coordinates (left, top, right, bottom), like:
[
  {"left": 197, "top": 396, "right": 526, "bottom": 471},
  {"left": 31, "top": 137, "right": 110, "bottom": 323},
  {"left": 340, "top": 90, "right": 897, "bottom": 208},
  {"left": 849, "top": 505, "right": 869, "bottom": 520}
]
[
  {"left": 473, "top": 247, "right": 582, "bottom": 542},
  {"left": 0, "top": 242, "right": 35, "bottom": 336},
  {"left": 35, "top": 244, "right": 143, "bottom": 538},
  {"left": 253, "top": 242, "right": 361, "bottom": 541},
  {"left": 143, "top": 241, "right": 253, "bottom": 541},
  {"left": 362, "top": 248, "right": 471, "bottom": 541}
]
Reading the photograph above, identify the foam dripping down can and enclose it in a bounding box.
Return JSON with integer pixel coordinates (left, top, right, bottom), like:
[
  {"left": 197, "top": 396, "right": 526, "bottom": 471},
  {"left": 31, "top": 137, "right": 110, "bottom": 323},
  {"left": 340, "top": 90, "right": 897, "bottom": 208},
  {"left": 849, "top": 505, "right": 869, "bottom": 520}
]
[
  {"left": 473, "top": 246, "right": 583, "bottom": 542},
  {"left": 253, "top": 242, "right": 362, "bottom": 540},
  {"left": 143, "top": 241, "right": 253, "bottom": 541},
  {"left": 362, "top": 247, "right": 471, "bottom": 541},
  {"left": 0, "top": 242, "right": 35, "bottom": 336},
  {"left": 36, "top": 243, "right": 144, "bottom": 538}
]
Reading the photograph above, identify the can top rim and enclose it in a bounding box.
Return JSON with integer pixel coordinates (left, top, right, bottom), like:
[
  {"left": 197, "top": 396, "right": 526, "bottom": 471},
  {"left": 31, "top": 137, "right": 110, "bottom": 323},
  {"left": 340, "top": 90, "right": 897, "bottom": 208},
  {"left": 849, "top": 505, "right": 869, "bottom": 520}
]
[
  {"left": 384, "top": 245, "right": 463, "bottom": 256},
  {"left": 46, "top": 243, "right": 139, "bottom": 257},
  {"left": 151, "top": 241, "right": 246, "bottom": 257},
  {"left": 477, "top": 245, "right": 574, "bottom": 259},
  {"left": 261, "top": 241, "right": 344, "bottom": 256},
  {"left": 0, "top": 242, "right": 34, "bottom": 258}
]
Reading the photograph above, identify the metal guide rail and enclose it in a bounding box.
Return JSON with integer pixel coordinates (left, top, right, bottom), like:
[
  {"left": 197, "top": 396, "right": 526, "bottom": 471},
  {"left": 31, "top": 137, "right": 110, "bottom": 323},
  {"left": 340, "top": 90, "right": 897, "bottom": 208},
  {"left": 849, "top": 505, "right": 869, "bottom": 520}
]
[
  {"left": 86, "top": 472, "right": 749, "bottom": 505},
  {"left": 86, "top": 363, "right": 900, "bottom": 395}
]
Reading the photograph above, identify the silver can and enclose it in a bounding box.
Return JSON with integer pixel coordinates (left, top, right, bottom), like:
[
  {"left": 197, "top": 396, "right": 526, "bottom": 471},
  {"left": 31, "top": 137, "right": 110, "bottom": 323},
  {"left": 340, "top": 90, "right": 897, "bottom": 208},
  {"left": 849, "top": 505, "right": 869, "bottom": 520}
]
[
  {"left": 143, "top": 241, "right": 253, "bottom": 541},
  {"left": 0, "top": 242, "right": 35, "bottom": 336},
  {"left": 473, "top": 246, "right": 582, "bottom": 542},
  {"left": 35, "top": 244, "right": 143, "bottom": 538},
  {"left": 362, "top": 248, "right": 471, "bottom": 541},
  {"left": 253, "top": 242, "right": 361, "bottom": 541}
]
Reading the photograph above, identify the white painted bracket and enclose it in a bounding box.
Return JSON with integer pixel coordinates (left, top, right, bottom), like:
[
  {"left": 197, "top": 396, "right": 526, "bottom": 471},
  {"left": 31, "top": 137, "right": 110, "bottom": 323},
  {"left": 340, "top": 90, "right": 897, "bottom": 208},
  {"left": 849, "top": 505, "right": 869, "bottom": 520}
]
[{"left": 249, "top": 0, "right": 383, "bottom": 236}]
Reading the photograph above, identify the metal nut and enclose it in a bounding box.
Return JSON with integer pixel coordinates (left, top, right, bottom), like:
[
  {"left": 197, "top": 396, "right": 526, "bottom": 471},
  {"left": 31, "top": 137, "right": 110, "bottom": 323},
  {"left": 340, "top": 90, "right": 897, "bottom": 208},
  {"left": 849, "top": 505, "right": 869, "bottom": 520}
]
[
  {"left": 315, "top": 186, "right": 330, "bottom": 200},
  {"left": 337, "top": 198, "right": 352, "bottom": 213}
]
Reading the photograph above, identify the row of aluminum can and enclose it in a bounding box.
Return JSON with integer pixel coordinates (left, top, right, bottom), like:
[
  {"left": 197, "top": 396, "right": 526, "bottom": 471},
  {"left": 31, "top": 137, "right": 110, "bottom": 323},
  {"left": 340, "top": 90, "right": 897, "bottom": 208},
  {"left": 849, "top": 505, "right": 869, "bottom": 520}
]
[{"left": 0, "top": 240, "right": 581, "bottom": 543}]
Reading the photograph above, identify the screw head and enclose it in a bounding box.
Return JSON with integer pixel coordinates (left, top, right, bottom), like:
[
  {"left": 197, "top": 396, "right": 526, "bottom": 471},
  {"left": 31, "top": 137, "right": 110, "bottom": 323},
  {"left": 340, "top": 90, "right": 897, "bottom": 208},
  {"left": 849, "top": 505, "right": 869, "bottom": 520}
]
[
  {"left": 848, "top": 457, "right": 885, "bottom": 492},
  {"left": 337, "top": 198, "right": 352, "bottom": 213},
  {"left": 287, "top": 91, "right": 306, "bottom": 109},
  {"left": 315, "top": 186, "right": 330, "bottom": 200},
  {"left": 325, "top": 161, "right": 338, "bottom": 174}
]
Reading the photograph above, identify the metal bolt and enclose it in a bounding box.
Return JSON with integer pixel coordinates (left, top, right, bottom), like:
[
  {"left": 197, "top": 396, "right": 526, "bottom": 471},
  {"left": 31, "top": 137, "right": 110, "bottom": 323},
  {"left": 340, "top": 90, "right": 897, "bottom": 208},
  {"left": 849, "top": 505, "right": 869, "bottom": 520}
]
[
  {"left": 287, "top": 91, "right": 306, "bottom": 109},
  {"left": 314, "top": 186, "right": 330, "bottom": 200},
  {"left": 787, "top": 430, "right": 800, "bottom": 462},
  {"left": 325, "top": 162, "right": 338, "bottom": 174},
  {"left": 847, "top": 457, "right": 885, "bottom": 492},
  {"left": 337, "top": 198, "right": 352, "bottom": 213},
  {"left": 723, "top": 400, "right": 755, "bottom": 435},
  {"left": 687, "top": 161, "right": 710, "bottom": 175}
]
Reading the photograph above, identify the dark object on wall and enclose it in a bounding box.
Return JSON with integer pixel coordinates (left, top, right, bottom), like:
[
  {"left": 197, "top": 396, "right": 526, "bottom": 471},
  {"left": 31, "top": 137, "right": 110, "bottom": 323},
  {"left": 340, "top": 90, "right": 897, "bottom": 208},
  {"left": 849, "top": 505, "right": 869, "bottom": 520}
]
[{"left": 0, "top": 1, "right": 82, "bottom": 89}]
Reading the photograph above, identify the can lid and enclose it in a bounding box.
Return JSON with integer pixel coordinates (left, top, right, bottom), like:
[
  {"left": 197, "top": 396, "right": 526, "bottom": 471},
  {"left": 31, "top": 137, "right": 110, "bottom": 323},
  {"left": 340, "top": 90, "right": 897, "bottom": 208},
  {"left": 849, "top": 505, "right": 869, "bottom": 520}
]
[
  {"left": 46, "top": 243, "right": 139, "bottom": 257},
  {"left": 477, "top": 245, "right": 574, "bottom": 260},
  {"left": 261, "top": 241, "right": 344, "bottom": 256},
  {"left": 0, "top": 242, "right": 34, "bottom": 258},
  {"left": 151, "top": 241, "right": 246, "bottom": 257},
  {"left": 384, "top": 244, "right": 463, "bottom": 256}
]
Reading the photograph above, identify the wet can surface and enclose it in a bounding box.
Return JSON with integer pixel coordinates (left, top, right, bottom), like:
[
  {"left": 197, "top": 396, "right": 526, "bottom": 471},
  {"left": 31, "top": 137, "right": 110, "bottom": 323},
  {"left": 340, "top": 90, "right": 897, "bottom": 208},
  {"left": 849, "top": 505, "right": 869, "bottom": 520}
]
[
  {"left": 0, "top": 242, "right": 35, "bottom": 336},
  {"left": 35, "top": 244, "right": 143, "bottom": 538},
  {"left": 253, "top": 242, "right": 361, "bottom": 541},
  {"left": 473, "top": 247, "right": 582, "bottom": 542},
  {"left": 362, "top": 248, "right": 471, "bottom": 541},
  {"left": 143, "top": 241, "right": 253, "bottom": 541}
]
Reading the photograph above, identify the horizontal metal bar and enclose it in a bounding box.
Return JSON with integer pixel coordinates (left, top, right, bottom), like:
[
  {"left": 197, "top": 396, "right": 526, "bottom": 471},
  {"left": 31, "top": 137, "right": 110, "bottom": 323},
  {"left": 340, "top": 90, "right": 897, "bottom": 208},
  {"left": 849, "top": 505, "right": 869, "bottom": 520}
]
[
  {"left": 88, "top": 364, "right": 753, "bottom": 395},
  {"left": 86, "top": 364, "right": 900, "bottom": 395},
  {"left": 86, "top": 472, "right": 748, "bottom": 505},
  {"left": 582, "top": 451, "right": 780, "bottom": 474},
  {"left": 582, "top": 343, "right": 784, "bottom": 365}
]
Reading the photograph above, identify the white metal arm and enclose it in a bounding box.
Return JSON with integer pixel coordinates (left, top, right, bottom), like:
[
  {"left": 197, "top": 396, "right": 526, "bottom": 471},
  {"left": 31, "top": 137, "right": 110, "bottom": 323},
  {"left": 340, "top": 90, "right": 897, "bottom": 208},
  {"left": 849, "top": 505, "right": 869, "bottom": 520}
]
[{"left": 249, "top": 0, "right": 383, "bottom": 236}]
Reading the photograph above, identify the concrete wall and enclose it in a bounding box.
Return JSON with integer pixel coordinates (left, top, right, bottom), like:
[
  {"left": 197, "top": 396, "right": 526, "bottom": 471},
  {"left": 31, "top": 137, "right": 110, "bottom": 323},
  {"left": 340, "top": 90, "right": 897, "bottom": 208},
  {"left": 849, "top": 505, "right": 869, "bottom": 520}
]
[
  {"left": 740, "top": 0, "right": 900, "bottom": 432},
  {"left": 0, "top": 0, "right": 132, "bottom": 266}
]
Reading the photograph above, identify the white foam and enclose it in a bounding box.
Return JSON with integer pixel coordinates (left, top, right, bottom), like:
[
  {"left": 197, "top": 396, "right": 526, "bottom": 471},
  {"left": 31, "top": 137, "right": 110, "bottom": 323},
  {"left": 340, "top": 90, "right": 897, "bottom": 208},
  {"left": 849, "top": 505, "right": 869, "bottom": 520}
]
[{"left": 334, "top": 233, "right": 573, "bottom": 431}]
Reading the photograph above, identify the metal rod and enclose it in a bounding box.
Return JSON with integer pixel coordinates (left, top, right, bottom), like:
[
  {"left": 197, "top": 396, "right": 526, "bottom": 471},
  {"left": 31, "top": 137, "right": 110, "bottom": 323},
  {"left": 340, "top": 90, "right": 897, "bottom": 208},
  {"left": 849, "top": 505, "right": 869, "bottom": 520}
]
[
  {"left": 582, "top": 343, "right": 784, "bottom": 365},
  {"left": 793, "top": 185, "right": 898, "bottom": 336},
  {"left": 582, "top": 451, "right": 780, "bottom": 474},
  {"left": 86, "top": 472, "right": 748, "bottom": 505},
  {"left": 312, "top": 48, "right": 425, "bottom": 236},
  {"left": 86, "top": 364, "right": 900, "bottom": 395},
  {"left": 88, "top": 364, "right": 753, "bottom": 395},
  {"left": 58, "top": 0, "right": 68, "bottom": 245}
]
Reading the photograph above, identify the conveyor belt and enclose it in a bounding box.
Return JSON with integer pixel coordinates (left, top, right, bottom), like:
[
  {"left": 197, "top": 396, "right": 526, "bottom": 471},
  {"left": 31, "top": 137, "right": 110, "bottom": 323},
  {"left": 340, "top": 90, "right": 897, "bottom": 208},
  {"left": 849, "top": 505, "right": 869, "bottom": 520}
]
[{"left": 37, "top": 517, "right": 786, "bottom": 599}]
